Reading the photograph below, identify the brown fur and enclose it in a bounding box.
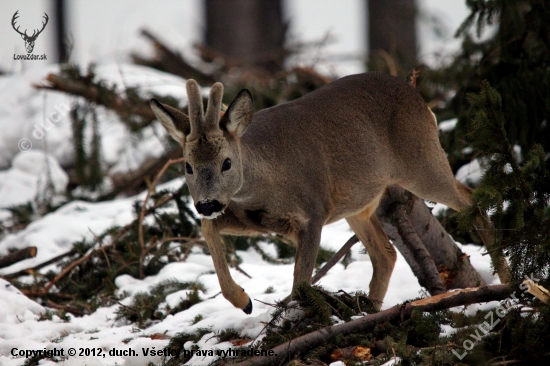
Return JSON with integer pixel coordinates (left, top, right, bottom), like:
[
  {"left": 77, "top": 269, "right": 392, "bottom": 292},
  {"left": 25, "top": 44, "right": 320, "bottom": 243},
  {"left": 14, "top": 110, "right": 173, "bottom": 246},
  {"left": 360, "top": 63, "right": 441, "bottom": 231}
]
[{"left": 150, "top": 72, "right": 508, "bottom": 313}]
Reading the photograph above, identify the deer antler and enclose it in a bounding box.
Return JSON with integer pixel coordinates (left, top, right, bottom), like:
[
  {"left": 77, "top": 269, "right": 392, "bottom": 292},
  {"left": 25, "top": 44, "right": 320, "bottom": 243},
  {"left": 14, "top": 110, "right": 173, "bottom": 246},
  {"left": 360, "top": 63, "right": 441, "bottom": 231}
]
[
  {"left": 11, "top": 12, "right": 48, "bottom": 40},
  {"left": 11, "top": 11, "right": 27, "bottom": 37},
  {"left": 30, "top": 13, "right": 49, "bottom": 39}
]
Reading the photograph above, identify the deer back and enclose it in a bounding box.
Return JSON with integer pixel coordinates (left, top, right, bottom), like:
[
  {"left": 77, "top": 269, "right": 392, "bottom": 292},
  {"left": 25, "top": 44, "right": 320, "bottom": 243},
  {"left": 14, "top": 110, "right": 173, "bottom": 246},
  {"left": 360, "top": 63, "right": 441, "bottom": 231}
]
[{"left": 235, "top": 72, "right": 437, "bottom": 222}]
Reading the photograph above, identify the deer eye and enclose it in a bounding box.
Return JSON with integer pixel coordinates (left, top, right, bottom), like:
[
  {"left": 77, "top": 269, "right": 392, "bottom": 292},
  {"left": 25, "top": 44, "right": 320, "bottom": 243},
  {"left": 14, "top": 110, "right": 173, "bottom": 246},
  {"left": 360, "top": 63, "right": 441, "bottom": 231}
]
[
  {"left": 222, "top": 158, "right": 231, "bottom": 172},
  {"left": 185, "top": 162, "right": 193, "bottom": 174}
]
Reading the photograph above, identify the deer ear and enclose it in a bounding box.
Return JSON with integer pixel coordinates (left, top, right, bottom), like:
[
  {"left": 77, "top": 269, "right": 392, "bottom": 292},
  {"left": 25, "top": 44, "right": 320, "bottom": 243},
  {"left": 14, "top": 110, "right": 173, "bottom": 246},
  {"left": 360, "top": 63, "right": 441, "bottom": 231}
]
[
  {"left": 220, "top": 89, "right": 254, "bottom": 136},
  {"left": 150, "top": 99, "right": 191, "bottom": 145}
]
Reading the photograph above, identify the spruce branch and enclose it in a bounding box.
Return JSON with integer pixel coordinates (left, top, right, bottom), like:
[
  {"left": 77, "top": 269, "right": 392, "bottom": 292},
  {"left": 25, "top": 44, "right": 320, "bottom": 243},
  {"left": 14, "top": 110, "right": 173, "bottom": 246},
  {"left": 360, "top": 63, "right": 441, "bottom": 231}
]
[{"left": 35, "top": 71, "right": 157, "bottom": 130}]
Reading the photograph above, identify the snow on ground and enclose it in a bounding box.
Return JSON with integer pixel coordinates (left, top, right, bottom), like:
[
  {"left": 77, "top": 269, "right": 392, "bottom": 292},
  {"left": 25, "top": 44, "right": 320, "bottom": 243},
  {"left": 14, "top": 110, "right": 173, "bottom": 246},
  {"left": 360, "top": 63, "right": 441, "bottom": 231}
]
[{"left": 0, "top": 150, "right": 68, "bottom": 209}]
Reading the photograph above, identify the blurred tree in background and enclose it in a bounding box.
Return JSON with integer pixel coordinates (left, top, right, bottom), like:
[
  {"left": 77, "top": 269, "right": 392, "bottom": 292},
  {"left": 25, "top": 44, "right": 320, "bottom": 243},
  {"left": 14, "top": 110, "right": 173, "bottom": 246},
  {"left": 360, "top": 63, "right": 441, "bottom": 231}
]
[
  {"left": 53, "top": 0, "right": 68, "bottom": 63},
  {"left": 368, "top": 0, "right": 418, "bottom": 77},
  {"left": 204, "top": 0, "right": 287, "bottom": 74}
]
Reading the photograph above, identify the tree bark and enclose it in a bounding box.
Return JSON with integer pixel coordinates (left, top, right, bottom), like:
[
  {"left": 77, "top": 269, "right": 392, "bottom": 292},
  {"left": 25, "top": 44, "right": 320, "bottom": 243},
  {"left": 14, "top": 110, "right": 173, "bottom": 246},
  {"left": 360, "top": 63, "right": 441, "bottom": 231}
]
[
  {"left": 234, "top": 285, "right": 512, "bottom": 366},
  {"left": 204, "top": 0, "right": 287, "bottom": 73},
  {"left": 384, "top": 199, "right": 446, "bottom": 295},
  {"left": 377, "top": 186, "right": 486, "bottom": 292}
]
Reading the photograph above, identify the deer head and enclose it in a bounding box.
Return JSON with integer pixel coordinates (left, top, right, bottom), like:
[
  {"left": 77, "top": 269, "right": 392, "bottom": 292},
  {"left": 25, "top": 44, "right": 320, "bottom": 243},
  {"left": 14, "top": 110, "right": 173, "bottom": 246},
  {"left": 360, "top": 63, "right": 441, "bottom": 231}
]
[
  {"left": 12, "top": 11, "right": 49, "bottom": 54},
  {"left": 150, "top": 80, "right": 254, "bottom": 218}
]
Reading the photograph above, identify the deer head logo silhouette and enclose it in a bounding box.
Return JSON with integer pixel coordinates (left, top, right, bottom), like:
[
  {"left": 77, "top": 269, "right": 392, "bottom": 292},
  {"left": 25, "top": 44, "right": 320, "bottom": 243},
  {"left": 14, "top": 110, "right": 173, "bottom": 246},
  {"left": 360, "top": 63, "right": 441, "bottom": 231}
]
[{"left": 12, "top": 11, "right": 49, "bottom": 54}]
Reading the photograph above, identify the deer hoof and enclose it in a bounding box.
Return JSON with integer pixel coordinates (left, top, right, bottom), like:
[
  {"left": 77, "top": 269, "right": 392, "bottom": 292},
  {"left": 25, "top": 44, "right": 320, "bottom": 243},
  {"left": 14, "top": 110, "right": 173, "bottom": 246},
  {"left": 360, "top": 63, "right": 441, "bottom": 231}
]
[{"left": 242, "top": 298, "right": 253, "bottom": 314}]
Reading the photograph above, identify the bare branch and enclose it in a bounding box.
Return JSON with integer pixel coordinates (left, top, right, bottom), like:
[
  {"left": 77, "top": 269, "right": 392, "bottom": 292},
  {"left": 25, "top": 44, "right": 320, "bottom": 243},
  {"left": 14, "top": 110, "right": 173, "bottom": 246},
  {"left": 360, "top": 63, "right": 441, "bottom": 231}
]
[{"left": 311, "top": 235, "right": 358, "bottom": 284}]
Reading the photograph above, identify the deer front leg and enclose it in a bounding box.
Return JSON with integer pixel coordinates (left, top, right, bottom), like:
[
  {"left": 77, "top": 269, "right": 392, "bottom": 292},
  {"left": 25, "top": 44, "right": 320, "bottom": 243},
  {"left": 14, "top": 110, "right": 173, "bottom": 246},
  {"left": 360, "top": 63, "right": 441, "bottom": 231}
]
[
  {"left": 291, "top": 221, "right": 323, "bottom": 297},
  {"left": 201, "top": 218, "right": 252, "bottom": 314}
]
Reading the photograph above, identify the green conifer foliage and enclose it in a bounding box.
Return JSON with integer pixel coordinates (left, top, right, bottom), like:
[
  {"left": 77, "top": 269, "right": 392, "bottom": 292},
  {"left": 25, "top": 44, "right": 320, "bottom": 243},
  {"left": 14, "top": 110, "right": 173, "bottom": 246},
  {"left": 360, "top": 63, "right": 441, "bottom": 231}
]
[
  {"left": 434, "top": 0, "right": 550, "bottom": 171},
  {"left": 447, "top": 81, "right": 550, "bottom": 364},
  {"left": 114, "top": 279, "right": 206, "bottom": 328},
  {"left": 458, "top": 81, "right": 550, "bottom": 285}
]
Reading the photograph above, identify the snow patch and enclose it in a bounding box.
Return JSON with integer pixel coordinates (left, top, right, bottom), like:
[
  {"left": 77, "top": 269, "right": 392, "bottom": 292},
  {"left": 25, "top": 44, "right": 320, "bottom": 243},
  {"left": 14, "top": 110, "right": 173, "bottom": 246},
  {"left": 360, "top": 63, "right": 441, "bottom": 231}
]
[
  {"left": 438, "top": 118, "right": 457, "bottom": 133},
  {"left": 456, "top": 159, "right": 483, "bottom": 186},
  {"left": 0, "top": 151, "right": 68, "bottom": 208}
]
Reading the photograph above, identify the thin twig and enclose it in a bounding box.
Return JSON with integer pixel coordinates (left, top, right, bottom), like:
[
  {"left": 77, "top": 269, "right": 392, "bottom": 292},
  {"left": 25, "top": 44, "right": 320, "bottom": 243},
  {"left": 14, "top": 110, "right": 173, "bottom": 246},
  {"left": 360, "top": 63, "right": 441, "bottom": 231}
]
[
  {"left": 89, "top": 228, "right": 111, "bottom": 272},
  {"left": 409, "top": 68, "right": 420, "bottom": 87},
  {"left": 253, "top": 299, "right": 278, "bottom": 308},
  {"left": 46, "top": 299, "right": 86, "bottom": 316},
  {"left": 234, "top": 262, "right": 253, "bottom": 279}
]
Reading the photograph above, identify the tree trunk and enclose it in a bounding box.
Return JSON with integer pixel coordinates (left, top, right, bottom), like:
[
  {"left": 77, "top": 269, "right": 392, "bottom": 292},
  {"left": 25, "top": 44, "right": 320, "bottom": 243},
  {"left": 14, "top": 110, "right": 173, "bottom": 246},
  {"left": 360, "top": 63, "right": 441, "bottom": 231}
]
[
  {"left": 53, "top": 0, "right": 68, "bottom": 63},
  {"left": 377, "top": 186, "right": 486, "bottom": 293},
  {"left": 368, "top": 0, "right": 417, "bottom": 73},
  {"left": 204, "top": 0, "right": 286, "bottom": 73}
]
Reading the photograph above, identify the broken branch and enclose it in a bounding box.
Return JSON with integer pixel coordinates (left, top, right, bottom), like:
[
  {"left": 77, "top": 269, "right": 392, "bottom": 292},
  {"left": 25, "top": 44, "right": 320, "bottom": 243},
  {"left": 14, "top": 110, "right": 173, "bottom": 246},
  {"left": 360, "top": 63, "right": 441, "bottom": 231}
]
[{"left": 312, "top": 235, "right": 358, "bottom": 284}]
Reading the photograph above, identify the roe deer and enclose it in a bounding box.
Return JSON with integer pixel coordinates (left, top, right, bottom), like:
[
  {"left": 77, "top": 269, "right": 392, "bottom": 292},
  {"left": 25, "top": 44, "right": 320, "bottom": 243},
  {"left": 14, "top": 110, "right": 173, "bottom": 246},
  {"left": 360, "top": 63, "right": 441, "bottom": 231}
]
[{"left": 150, "top": 72, "right": 509, "bottom": 314}]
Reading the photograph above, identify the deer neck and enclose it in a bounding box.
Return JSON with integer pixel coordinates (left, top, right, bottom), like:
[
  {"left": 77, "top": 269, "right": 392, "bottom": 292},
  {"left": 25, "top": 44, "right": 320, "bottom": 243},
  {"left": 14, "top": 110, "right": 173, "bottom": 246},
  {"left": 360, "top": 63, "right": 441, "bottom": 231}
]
[{"left": 231, "top": 139, "right": 271, "bottom": 204}]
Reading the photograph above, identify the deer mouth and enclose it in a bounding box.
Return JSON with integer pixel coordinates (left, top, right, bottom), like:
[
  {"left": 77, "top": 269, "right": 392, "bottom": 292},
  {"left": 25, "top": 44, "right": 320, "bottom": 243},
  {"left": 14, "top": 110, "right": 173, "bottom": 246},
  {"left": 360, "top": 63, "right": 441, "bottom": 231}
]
[{"left": 196, "top": 199, "right": 225, "bottom": 219}]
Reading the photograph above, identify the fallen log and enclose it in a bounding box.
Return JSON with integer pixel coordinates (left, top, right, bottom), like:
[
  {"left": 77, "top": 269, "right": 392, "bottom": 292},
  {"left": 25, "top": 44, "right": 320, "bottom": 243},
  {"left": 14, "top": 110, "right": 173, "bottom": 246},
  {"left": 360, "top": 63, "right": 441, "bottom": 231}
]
[
  {"left": 0, "top": 247, "right": 37, "bottom": 269},
  {"left": 377, "top": 186, "right": 486, "bottom": 292},
  {"left": 2, "top": 249, "right": 76, "bottom": 279}
]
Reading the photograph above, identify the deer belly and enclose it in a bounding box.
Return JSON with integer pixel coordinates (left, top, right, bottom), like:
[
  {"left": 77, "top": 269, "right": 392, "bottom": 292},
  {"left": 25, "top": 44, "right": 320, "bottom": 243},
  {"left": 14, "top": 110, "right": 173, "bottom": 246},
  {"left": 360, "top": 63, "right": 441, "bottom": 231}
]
[{"left": 325, "top": 183, "right": 386, "bottom": 224}]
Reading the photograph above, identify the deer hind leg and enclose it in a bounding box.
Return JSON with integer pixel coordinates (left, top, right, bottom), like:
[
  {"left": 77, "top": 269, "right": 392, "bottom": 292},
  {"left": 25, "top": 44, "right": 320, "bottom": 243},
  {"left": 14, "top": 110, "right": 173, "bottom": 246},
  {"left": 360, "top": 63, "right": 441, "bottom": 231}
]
[
  {"left": 346, "top": 205, "right": 397, "bottom": 310},
  {"left": 400, "top": 165, "right": 510, "bottom": 283}
]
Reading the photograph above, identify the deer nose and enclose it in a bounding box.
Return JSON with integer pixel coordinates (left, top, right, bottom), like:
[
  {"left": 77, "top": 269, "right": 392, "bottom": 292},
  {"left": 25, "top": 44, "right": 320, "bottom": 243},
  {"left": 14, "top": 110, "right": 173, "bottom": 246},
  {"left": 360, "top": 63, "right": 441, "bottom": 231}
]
[{"left": 196, "top": 200, "right": 223, "bottom": 216}]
